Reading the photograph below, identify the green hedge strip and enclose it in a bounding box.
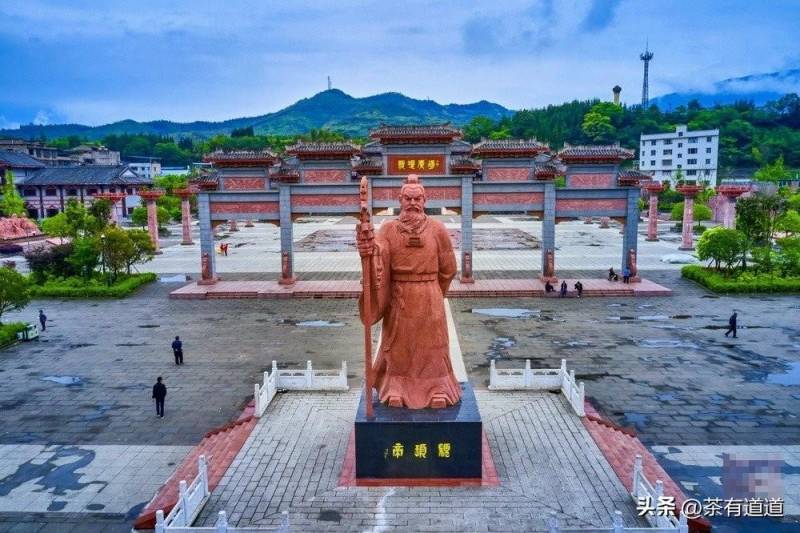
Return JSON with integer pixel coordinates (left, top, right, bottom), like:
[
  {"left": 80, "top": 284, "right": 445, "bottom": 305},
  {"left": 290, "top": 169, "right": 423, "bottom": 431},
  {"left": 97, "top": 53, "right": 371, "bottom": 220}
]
[
  {"left": 29, "top": 273, "right": 157, "bottom": 298},
  {"left": 682, "top": 265, "right": 800, "bottom": 293},
  {"left": 0, "top": 322, "right": 28, "bottom": 348}
]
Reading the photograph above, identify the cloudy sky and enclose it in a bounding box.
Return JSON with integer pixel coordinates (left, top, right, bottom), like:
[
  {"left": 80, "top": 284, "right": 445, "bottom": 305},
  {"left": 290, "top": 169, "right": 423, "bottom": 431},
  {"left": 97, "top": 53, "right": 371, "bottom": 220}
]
[{"left": 1, "top": 0, "right": 798, "bottom": 128}]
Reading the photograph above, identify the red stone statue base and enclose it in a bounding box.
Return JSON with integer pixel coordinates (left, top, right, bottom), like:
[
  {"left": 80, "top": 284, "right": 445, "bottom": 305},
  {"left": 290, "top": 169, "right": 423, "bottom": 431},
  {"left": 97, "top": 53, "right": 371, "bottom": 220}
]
[
  {"left": 278, "top": 276, "right": 297, "bottom": 286},
  {"left": 197, "top": 276, "right": 218, "bottom": 285}
]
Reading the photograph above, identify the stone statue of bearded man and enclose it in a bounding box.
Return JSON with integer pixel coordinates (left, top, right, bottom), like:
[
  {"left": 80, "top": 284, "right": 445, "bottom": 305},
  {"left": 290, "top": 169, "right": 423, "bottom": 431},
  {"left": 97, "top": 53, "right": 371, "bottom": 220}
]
[{"left": 357, "top": 175, "right": 461, "bottom": 409}]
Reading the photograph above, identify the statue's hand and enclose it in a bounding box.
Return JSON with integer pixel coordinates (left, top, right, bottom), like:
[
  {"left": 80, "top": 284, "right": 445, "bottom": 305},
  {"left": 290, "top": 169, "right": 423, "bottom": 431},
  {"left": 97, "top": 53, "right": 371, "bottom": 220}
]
[{"left": 356, "top": 222, "right": 374, "bottom": 258}]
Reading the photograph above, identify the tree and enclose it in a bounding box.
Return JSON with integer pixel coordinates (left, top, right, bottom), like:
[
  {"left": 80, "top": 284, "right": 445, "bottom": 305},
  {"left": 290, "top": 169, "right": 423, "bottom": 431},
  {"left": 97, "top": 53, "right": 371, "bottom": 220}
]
[
  {"left": 63, "top": 198, "right": 97, "bottom": 237},
  {"left": 778, "top": 210, "right": 800, "bottom": 236},
  {"left": 670, "top": 202, "right": 712, "bottom": 222},
  {"left": 40, "top": 213, "right": 71, "bottom": 243},
  {"left": 68, "top": 238, "right": 100, "bottom": 279},
  {"left": 24, "top": 243, "right": 75, "bottom": 283},
  {"left": 696, "top": 227, "right": 745, "bottom": 272},
  {"left": 101, "top": 227, "right": 135, "bottom": 281},
  {"left": 88, "top": 198, "right": 112, "bottom": 230},
  {"left": 1, "top": 170, "right": 26, "bottom": 217},
  {"left": 157, "top": 206, "right": 170, "bottom": 228},
  {"left": 581, "top": 111, "right": 615, "bottom": 143},
  {"left": 753, "top": 155, "right": 790, "bottom": 182},
  {"left": 231, "top": 126, "right": 254, "bottom": 137},
  {"left": 131, "top": 206, "right": 148, "bottom": 228},
  {"left": 0, "top": 267, "right": 31, "bottom": 324},
  {"left": 736, "top": 193, "right": 788, "bottom": 270},
  {"left": 463, "top": 116, "right": 497, "bottom": 143},
  {"left": 126, "top": 229, "right": 156, "bottom": 273}
]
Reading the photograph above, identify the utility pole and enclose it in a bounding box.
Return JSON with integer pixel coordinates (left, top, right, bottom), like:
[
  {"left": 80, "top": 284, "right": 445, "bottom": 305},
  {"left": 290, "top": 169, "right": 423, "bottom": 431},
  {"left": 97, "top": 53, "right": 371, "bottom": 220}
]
[{"left": 640, "top": 42, "right": 654, "bottom": 107}]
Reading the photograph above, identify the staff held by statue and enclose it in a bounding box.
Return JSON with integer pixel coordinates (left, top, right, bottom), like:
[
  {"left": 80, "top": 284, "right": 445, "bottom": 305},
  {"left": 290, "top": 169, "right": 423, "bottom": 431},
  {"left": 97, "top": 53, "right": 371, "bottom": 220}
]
[{"left": 357, "top": 176, "right": 374, "bottom": 418}]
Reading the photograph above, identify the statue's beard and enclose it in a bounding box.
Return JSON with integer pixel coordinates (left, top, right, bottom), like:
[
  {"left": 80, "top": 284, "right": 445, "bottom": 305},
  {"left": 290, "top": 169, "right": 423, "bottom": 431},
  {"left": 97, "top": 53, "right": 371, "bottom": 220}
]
[{"left": 398, "top": 208, "right": 426, "bottom": 234}]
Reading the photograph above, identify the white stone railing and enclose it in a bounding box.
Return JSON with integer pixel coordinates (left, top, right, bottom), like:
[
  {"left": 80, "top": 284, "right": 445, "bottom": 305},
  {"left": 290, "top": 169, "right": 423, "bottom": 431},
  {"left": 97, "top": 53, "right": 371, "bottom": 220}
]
[
  {"left": 631, "top": 454, "right": 687, "bottom": 530},
  {"left": 489, "top": 359, "right": 585, "bottom": 416},
  {"left": 254, "top": 360, "right": 348, "bottom": 417},
  {"left": 155, "top": 455, "right": 210, "bottom": 531},
  {"left": 545, "top": 508, "right": 688, "bottom": 532}
]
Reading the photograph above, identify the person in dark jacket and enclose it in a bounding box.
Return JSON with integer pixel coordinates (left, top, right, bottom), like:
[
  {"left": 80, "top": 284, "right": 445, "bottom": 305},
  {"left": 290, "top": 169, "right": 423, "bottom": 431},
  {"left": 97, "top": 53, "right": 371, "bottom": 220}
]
[
  {"left": 545, "top": 280, "right": 554, "bottom": 293},
  {"left": 172, "top": 336, "right": 183, "bottom": 365},
  {"left": 559, "top": 281, "right": 568, "bottom": 297},
  {"left": 39, "top": 310, "right": 47, "bottom": 331},
  {"left": 152, "top": 377, "right": 167, "bottom": 417},
  {"left": 724, "top": 312, "right": 738, "bottom": 338},
  {"left": 574, "top": 281, "right": 583, "bottom": 298}
]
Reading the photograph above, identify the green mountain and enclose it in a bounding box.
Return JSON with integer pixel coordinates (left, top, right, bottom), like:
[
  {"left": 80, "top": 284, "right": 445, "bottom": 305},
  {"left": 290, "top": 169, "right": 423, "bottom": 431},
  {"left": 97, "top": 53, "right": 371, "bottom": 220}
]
[{"left": 0, "top": 89, "right": 513, "bottom": 140}]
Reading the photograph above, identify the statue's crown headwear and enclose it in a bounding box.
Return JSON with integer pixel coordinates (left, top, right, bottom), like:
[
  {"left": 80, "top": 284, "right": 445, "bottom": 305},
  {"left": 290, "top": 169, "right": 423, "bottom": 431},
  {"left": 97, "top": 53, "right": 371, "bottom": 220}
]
[{"left": 400, "top": 174, "right": 425, "bottom": 196}]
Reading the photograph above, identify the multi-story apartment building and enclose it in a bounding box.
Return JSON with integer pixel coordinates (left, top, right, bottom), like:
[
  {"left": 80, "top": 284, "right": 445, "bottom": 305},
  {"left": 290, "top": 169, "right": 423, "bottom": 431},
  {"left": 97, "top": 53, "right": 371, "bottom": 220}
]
[
  {"left": 68, "top": 144, "right": 121, "bottom": 166},
  {"left": 638, "top": 125, "right": 719, "bottom": 184}
]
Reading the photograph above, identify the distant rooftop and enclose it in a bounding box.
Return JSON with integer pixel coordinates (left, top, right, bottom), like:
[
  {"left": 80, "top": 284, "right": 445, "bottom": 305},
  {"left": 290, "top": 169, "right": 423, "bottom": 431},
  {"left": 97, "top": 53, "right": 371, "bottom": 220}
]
[
  {"left": 557, "top": 145, "right": 635, "bottom": 163},
  {"left": 285, "top": 142, "right": 360, "bottom": 159},
  {"left": 23, "top": 165, "right": 151, "bottom": 186},
  {"left": 472, "top": 139, "right": 549, "bottom": 158},
  {"left": 370, "top": 123, "right": 462, "bottom": 143},
  {"left": 204, "top": 150, "right": 277, "bottom": 164},
  {"left": 0, "top": 150, "right": 47, "bottom": 169}
]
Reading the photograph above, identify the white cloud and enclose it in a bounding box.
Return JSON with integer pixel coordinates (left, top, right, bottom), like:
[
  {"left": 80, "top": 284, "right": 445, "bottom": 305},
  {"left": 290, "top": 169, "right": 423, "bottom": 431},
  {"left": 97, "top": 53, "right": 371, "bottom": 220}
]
[{"left": 32, "top": 110, "right": 50, "bottom": 125}]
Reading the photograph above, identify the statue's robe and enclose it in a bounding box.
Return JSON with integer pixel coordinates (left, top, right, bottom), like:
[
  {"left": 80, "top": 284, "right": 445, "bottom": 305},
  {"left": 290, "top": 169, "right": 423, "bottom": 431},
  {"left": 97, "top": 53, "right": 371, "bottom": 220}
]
[{"left": 359, "top": 216, "right": 461, "bottom": 409}]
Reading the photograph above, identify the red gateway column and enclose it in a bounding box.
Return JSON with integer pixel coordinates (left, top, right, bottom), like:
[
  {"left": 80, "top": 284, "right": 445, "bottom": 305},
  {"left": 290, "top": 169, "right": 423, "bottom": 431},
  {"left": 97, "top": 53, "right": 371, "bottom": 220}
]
[
  {"left": 175, "top": 188, "right": 194, "bottom": 245},
  {"left": 139, "top": 190, "right": 165, "bottom": 254},
  {"left": 676, "top": 183, "right": 703, "bottom": 251},
  {"left": 643, "top": 182, "right": 663, "bottom": 241},
  {"left": 716, "top": 184, "right": 751, "bottom": 228}
]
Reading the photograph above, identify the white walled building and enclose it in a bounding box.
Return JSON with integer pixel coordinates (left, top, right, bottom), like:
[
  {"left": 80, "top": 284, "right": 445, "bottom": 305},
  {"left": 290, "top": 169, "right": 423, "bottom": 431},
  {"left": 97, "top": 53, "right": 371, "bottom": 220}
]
[
  {"left": 638, "top": 125, "right": 719, "bottom": 184},
  {"left": 125, "top": 156, "right": 162, "bottom": 181}
]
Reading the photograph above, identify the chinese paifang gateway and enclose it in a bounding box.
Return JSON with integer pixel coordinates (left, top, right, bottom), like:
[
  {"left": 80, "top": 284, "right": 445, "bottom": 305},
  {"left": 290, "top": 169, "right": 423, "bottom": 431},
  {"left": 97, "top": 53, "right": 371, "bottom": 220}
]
[{"left": 194, "top": 123, "right": 645, "bottom": 288}]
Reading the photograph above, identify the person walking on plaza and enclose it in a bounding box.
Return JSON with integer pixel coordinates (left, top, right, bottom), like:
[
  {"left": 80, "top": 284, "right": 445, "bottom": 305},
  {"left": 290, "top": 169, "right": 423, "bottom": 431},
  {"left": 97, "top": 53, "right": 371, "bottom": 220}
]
[
  {"left": 724, "top": 311, "right": 738, "bottom": 338},
  {"left": 152, "top": 377, "right": 167, "bottom": 418},
  {"left": 559, "top": 280, "right": 568, "bottom": 297},
  {"left": 574, "top": 281, "right": 583, "bottom": 298},
  {"left": 38, "top": 310, "right": 47, "bottom": 331},
  {"left": 172, "top": 336, "right": 184, "bottom": 365},
  {"left": 622, "top": 266, "right": 631, "bottom": 284}
]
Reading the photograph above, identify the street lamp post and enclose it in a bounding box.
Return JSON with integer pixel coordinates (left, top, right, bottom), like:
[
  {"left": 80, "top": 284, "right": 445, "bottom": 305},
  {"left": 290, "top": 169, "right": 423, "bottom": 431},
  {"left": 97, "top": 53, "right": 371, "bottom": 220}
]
[{"left": 100, "top": 233, "right": 107, "bottom": 278}]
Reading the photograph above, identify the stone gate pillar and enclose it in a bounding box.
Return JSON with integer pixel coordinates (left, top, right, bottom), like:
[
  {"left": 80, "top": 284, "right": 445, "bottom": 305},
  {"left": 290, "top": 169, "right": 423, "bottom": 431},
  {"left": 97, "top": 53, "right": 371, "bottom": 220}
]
[
  {"left": 540, "top": 182, "right": 557, "bottom": 281},
  {"left": 460, "top": 176, "right": 474, "bottom": 283},
  {"left": 278, "top": 184, "right": 296, "bottom": 285},
  {"left": 175, "top": 189, "right": 194, "bottom": 245},
  {"left": 716, "top": 184, "right": 751, "bottom": 229},
  {"left": 139, "top": 190, "right": 164, "bottom": 254},
  {"left": 621, "top": 189, "right": 641, "bottom": 280},
  {"left": 676, "top": 184, "right": 703, "bottom": 251},
  {"left": 197, "top": 185, "right": 218, "bottom": 284},
  {"left": 643, "top": 182, "right": 663, "bottom": 241}
]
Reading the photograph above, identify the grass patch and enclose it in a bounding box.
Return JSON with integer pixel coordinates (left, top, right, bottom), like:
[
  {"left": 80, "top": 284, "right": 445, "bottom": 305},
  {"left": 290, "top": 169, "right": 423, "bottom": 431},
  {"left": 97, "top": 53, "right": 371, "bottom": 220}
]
[
  {"left": 682, "top": 265, "right": 800, "bottom": 293},
  {"left": 0, "top": 322, "right": 28, "bottom": 348},
  {"left": 30, "top": 273, "right": 157, "bottom": 298}
]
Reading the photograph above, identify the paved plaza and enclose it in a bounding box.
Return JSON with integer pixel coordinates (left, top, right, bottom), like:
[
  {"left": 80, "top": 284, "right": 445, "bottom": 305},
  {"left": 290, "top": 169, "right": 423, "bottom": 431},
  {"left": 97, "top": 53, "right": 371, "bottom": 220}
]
[{"left": 0, "top": 216, "right": 798, "bottom": 531}]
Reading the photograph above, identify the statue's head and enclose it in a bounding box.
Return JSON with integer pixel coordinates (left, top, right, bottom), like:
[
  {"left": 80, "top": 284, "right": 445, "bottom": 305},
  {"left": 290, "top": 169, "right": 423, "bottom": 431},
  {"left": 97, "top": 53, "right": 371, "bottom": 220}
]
[{"left": 399, "top": 174, "right": 426, "bottom": 214}]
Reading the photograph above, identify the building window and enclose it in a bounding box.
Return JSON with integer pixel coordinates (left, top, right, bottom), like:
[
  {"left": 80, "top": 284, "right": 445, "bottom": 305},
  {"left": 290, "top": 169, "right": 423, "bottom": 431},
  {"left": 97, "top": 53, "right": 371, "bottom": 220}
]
[
  {"left": 46, "top": 208, "right": 59, "bottom": 217},
  {"left": 687, "top": 170, "right": 697, "bottom": 175},
  {"left": 127, "top": 207, "right": 134, "bottom": 215},
  {"left": 706, "top": 147, "right": 712, "bottom": 153},
  {"left": 706, "top": 136, "right": 712, "bottom": 142},
  {"left": 45, "top": 187, "right": 57, "bottom": 196},
  {"left": 677, "top": 164, "right": 682, "bottom": 169},
  {"left": 24, "top": 188, "right": 37, "bottom": 197},
  {"left": 109, "top": 187, "right": 116, "bottom": 193},
  {"left": 662, "top": 159, "right": 672, "bottom": 166},
  {"left": 704, "top": 170, "right": 710, "bottom": 176},
  {"left": 688, "top": 148, "right": 698, "bottom": 154},
  {"left": 688, "top": 138, "right": 698, "bottom": 143},
  {"left": 87, "top": 188, "right": 98, "bottom": 195},
  {"left": 650, "top": 150, "right": 656, "bottom": 156},
  {"left": 664, "top": 149, "right": 672, "bottom": 155},
  {"left": 705, "top": 159, "right": 711, "bottom": 164},
  {"left": 678, "top": 143, "right": 683, "bottom": 148},
  {"left": 67, "top": 188, "right": 78, "bottom": 196},
  {"left": 651, "top": 140, "right": 656, "bottom": 146},
  {"left": 688, "top": 159, "right": 697, "bottom": 164},
  {"left": 678, "top": 131, "right": 684, "bottom": 137},
  {"left": 664, "top": 139, "right": 672, "bottom": 145},
  {"left": 126, "top": 188, "right": 134, "bottom": 194},
  {"left": 650, "top": 160, "right": 655, "bottom": 166},
  {"left": 677, "top": 153, "right": 682, "bottom": 158}
]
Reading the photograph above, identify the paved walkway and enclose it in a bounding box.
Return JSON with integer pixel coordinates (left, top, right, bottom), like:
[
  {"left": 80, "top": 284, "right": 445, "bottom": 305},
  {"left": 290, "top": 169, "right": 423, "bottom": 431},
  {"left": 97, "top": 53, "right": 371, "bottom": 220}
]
[
  {"left": 170, "top": 277, "right": 672, "bottom": 299},
  {"left": 197, "top": 391, "right": 648, "bottom": 532}
]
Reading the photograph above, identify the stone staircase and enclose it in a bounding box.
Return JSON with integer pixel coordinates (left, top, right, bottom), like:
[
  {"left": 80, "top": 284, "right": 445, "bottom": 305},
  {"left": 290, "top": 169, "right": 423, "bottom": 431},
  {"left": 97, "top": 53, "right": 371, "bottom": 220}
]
[
  {"left": 133, "top": 402, "right": 257, "bottom": 530},
  {"left": 582, "top": 402, "right": 711, "bottom": 533}
]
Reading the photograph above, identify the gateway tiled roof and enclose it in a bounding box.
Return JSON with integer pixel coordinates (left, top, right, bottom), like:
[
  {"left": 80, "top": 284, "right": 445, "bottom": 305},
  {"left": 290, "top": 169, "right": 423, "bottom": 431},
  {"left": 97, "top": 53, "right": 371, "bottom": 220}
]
[
  {"left": 534, "top": 162, "right": 564, "bottom": 177},
  {"left": 0, "top": 150, "right": 46, "bottom": 169},
  {"left": 23, "top": 166, "right": 150, "bottom": 186},
  {"left": 204, "top": 150, "right": 277, "bottom": 162},
  {"left": 557, "top": 145, "right": 635, "bottom": 162},
  {"left": 285, "top": 142, "right": 360, "bottom": 156},
  {"left": 370, "top": 123, "right": 462, "bottom": 140},
  {"left": 472, "top": 139, "right": 549, "bottom": 156}
]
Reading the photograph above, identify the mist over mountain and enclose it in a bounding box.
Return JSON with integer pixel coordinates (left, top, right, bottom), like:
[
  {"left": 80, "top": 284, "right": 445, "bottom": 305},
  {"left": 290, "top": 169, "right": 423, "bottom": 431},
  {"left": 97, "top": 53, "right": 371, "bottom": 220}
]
[
  {"left": 0, "top": 89, "right": 513, "bottom": 140},
  {"left": 652, "top": 68, "right": 800, "bottom": 109}
]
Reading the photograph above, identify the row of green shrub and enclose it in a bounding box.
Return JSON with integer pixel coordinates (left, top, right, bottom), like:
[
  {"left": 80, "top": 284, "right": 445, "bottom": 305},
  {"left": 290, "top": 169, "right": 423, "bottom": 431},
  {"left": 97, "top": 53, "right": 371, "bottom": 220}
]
[
  {"left": 29, "top": 273, "right": 157, "bottom": 298},
  {"left": 0, "top": 322, "right": 28, "bottom": 348},
  {"left": 682, "top": 265, "right": 800, "bottom": 293}
]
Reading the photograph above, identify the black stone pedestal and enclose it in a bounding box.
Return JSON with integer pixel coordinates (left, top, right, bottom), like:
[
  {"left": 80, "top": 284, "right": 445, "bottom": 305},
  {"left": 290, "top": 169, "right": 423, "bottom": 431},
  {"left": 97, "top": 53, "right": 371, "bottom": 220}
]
[{"left": 354, "top": 383, "right": 482, "bottom": 479}]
